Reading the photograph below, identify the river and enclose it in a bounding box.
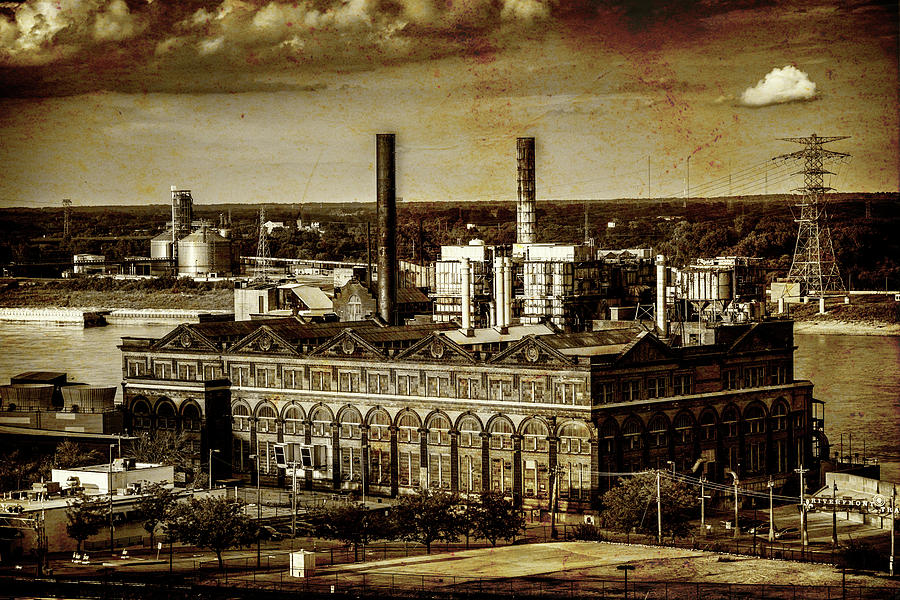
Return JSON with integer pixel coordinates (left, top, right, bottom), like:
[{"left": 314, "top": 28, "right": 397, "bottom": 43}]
[{"left": 0, "top": 323, "right": 898, "bottom": 482}]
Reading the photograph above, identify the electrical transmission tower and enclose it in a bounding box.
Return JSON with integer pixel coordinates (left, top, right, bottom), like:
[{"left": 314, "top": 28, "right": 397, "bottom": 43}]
[
  {"left": 255, "top": 207, "right": 270, "bottom": 281},
  {"left": 62, "top": 198, "right": 72, "bottom": 241},
  {"left": 773, "top": 133, "right": 850, "bottom": 297}
]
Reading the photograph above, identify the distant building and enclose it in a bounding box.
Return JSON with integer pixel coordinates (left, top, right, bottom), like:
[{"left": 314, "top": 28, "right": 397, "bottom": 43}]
[
  {"left": 234, "top": 283, "right": 334, "bottom": 321},
  {"left": 263, "top": 221, "right": 285, "bottom": 234},
  {"left": 333, "top": 280, "right": 431, "bottom": 323}
]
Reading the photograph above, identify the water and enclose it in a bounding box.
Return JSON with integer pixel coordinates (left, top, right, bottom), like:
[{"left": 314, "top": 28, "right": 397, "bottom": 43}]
[{"left": 0, "top": 324, "right": 897, "bottom": 482}]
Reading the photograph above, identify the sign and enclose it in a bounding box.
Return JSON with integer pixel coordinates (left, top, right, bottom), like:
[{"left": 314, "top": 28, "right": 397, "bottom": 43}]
[{"left": 806, "top": 495, "right": 899, "bottom": 514}]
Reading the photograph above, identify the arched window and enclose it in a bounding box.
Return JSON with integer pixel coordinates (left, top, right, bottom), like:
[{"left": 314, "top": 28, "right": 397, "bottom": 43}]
[
  {"left": 427, "top": 414, "right": 451, "bottom": 446},
  {"left": 722, "top": 406, "right": 740, "bottom": 438},
  {"left": 340, "top": 409, "right": 362, "bottom": 439},
  {"left": 368, "top": 411, "right": 390, "bottom": 441},
  {"left": 673, "top": 412, "right": 694, "bottom": 444},
  {"left": 132, "top": 400, "right": 151, "bottom": 430},
  {"left": 622, "top": 417, "right": 643, "bottom": 451},
  {"left": 490, "top": 419, "right": 514, "bottom": 450},
  {"left": 284, "top": 405, "right": 304, "bottom": 436},
  {"left": 232, "top": 404, "right": 250, "bottom": 431},
  {"left": 348, "top": 294, "right": 362, "bottom": 321},
  {"left": 558, "top": 422, "right": 591, "bottom": 455},
  {"left": 771, "top": 402, "right": 788, "bottom": 431},
  {"left": 457, "top": 416, "right": 481, "bottom": 448},
  {"left": 744, "top": 405, "right": 766, "bottom": 435},
  {"left": 521, "top": 419, "right": 549, "bottom": 452},
  {"left": 157, "top": 403, "right": 176, "bottom": 431},
  {"left": 257, "top": 404, "right": 277, "bottom": 433},
  {"left": 310, "top": 406, "right": 332, "bottom": 437},
  {"left": 648, "top": 414, "right": 669, "bottom": 448},
  {"left": 397, "top": 412, "right": 420, "bottom": 444},
  {"left": 601, "top": 419, "right": 617, "bottom": 454},
  {"left": 700, "top": 411, "right": 717, "bottom": 441},
  {"left": 182, "top": 404, "right": 201, "bottom": 432}
]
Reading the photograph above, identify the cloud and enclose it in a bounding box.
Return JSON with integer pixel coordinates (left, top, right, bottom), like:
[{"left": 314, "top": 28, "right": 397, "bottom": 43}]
[{"left": 740, "top": 65, "right": 816, "bottom": 107}]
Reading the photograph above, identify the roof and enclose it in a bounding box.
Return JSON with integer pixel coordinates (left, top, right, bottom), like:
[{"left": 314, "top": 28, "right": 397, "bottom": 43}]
[
  {"left": 444, "top": 324, "right": 555, "bottom": 346},
  {"left": 283, "top": 285, "right": 333, "bottom": 310},
  {"left": 538, "top": 328, "right": 642, "bottom": 357},
  {"left": 11, "top": 371, "right": 67, "bottom": 383},
  {"left": 151, "top": 230, "right": 174, "bottom": 242},
  {"left": 397, "top": 287, "right": 431, "bottom": 304}
]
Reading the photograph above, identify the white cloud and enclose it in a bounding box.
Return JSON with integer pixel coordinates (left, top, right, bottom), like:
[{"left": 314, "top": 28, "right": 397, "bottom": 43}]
[{"left": 740, "top": 65, "right": 816, "bottom": 107}]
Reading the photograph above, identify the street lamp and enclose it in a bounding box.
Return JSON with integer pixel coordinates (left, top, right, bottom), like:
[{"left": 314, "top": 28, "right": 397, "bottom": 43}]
[
  {"left": 209, "top": 448, "right": 220, "bottom": 491},
  {"left": 726, "top": 469, "right": 739, "bottom": 539},
  {"left": 249, "top": 453, "right": 261, "bottom": 568},
  {"left": 767, "top": 477, "right": 775, "bottom": 544},
  {"left": 108, "top": 444, "right": 116, "bottom": 553}
]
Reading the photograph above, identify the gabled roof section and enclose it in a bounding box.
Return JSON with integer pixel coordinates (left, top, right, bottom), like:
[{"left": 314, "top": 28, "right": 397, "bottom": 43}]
[
  {"left": 308, "top": 328, "right": 387, "bottom": 360},
  {"left": 229, "top": 325, "right": 301, "bottom": 356},
  {"left": 726, "top": 321, "right": 792, "bottom": 355},
  {"left": 395, "top": 332, "right": 478, "bottom": 364},
  {"left": 614, "top": 331, "right": 674, "bottom": 365},
  {"left": 488, "top": 334, "right": 577, "bottom": 367},
  {"left": 151, "top": 324, "right": 219, "bottom": 352}
]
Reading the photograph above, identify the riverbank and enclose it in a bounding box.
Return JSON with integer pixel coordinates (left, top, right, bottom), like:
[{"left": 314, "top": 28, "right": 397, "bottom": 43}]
[
  {"left": 0, "top": 281, "right": 232, "bottom": 311},
  {"left": 788, "top": 294, "right": 899, "bottom": 336}
]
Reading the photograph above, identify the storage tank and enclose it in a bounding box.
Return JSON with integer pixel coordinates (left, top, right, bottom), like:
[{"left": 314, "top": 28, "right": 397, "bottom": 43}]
[
  {"left": 0, "top": 384, "right": 54, "bottom": 411},
  {"left": 177, "top": 226, "right": 232, "bottom": 276},
  {"left": 150, "top": 230, "right": 174, "bottom": 259},
  {"left": 682, "top": 267, "right": 732, "bottom": 301},
  {"left": 61, "top": 385, "right": 116, "bottom": 413}
]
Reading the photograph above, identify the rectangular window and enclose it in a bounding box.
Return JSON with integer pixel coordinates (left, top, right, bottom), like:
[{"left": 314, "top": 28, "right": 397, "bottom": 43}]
[
  {"left": 646, "top": 377, "right": 664, "bottom": 399},
  {"left": 310, "top": 369, "right": 331, "bottom": 391},
  {"left": 458, "top": 377, "right": 480, "bottom": 399},
  {"left": 622, "top": 380, "right": 640, "bottom": 402},
  {"left": 232, "top": 438, "right": 251, "bottom": 473},
  {"left": 673, "top": 374, "right": 692, "bottom": 396},
  {"left": 597, "top": 382, "right": 615, "bottom": 404},
  {"left": 398, "top": 451, "right": 421, "bottom": 487},
  {"left": 745, "top": 365, "right": 766, "bottom": 388},
  {"left": 177, "top": 363, "right": 196, "bottom": 381},
  {"left": 397, "top": 373, "right": 418, "bottom": 396},
  {"left": 367, "top": 372, "right": 389, "bottom": 394},
  {"left": 723, "top": 369, "right": 738, "bottom": 390},
  {"left": 230, "top": 365, "right": 250, "bottom": 387},
  {"left": 283, "top": 368, "right": 301, "bottom": 389},
  {"left": 772, "top": 364, "right": 788, "bottom": 385},
  {"left": 256, "top": 366, "right": 276, "bottom": 387},
  {"left": 203, "top": 364, "right": 221, "bottom": 380},
  {"left": 369, "top": 449, "right": 390, "bottom": 485},
  {"left": 459, "top": 454, "right": 481, "bottom": 493},
  {"left": 339, "top": 371, "right": 360, "bottom": 392},
  {"left": 491, "top": 458, "right": 512, "bottom": 492},
  {"left": 153, "top": 362, "right": 171, "bottom": 379},
  {"left": 428, "top": 452, "right": 451, "bottom": 489},
  {"left": 426, "top": 375, "right": 450, "bottom": 397},
  {"left": 522, "top": 459, "right": 548, "bottom": 497},
  {"left": 128, "top": 361, "right": 144, "bottom": 377},
  {"left": 522, "top": 377, "right": 546, "bottom": 403},
  {"left": 775, "top": 439, "right": 788, "bottom": 473},
  {"left": 341, "top": 447, "right": 359, "bottom": 481},
  {"left": 559, "top": 462, "right": 586, "bottom": 500}
]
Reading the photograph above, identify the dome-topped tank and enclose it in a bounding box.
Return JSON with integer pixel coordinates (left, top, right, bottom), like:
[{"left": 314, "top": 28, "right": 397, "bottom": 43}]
[{"left": 177, "top": 226, "right": 232, "bottom": 276}]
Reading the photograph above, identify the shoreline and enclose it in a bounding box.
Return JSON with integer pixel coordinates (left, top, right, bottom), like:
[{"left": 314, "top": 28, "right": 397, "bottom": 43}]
[{"left": 793, "top": 320, "right": 900, "bottom": 336}]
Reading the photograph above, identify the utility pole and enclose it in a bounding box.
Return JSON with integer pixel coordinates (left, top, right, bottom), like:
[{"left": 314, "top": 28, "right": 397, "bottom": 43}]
[
  {"left": 209, "top": 448, "right": 219, "bottom": 491},
  {"left": 550, "top": 465, "right": 561, "bottom": 539},
  {"left": 108, "top": 445, "right": 115, "bottom": 554},
  {"left": 727, "top": 469, "right": 739, "bottom": 538},
  {"left": 656, "top": 469, "right": 663, "bottom": 544},
  {"left": 773, "top": 133, "right": 850, "bottom": 296},
  {"left": 890, "top": 485, "right": 896, "bottom": 577},
  {"left": 62, "top": 199, "right": 72, "bottom": 242},
  {"left": 795, "top": 464, "right": 810, "bottom": 548},
  {"left": 255, "top": 207, "right": 270, "bottom": 281},
  {"left": 699, "top": 476, "right": 710, "bottom": 537},
  {"left": 768, "top": 477, "right": 776, "bottom": 543}
]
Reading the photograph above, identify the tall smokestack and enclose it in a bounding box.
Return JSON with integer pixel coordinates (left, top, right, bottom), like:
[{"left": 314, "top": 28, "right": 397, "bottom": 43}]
[
  {"left": 656, "top": 254, "right": 668, "bottom": 338},
  {"left": 516, "top": 137, "right": 536, "bottom": 245},
  {"left": 377, "top": 134, "right": 397, "bottom": 325}
]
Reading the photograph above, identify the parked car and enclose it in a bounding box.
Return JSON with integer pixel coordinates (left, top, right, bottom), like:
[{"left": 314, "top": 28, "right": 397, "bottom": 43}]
[
  {"left": 258, "top": 525, "right": 282, "bottom": 541},
  {"left": 774, "top": 527, "right": 800, "bottom": 540}
]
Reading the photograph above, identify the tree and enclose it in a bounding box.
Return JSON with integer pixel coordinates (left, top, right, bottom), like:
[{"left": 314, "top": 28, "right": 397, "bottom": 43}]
[
  {"left": 472, "top": 491, "right": 525, "bottom": 547},
  {"left": 600, "top": 472, "right": 696, "bottom": 536},
  {"left": 136, "top": 483, "right": 177, "bottom": 549},
  {"left": 311, "top": 502, "right": 395, "bottom": 561},
  {"left": 65, "top": 496, "right": 107, "bottom": 553},
  {"left": 129, "top": 431, "right": 198, "bottom": 484},
  {"left": 392, "top": 488, "right": 460, "bottom": 554},
  {"left": 53, "top": 440, "right": 102, "bottom": 469},
  {"left": 163, "top": 496, "right": 256, "bottom": 569}
]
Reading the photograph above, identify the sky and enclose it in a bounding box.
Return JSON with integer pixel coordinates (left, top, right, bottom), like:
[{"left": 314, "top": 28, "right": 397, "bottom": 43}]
[{"left": 0, "top": 0, "right": 897, "bottom": 208}]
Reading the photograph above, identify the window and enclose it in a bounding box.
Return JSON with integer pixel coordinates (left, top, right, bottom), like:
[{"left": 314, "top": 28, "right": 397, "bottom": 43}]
[
  {"left": 428, "top": 452, "right": 451, "bottom": 488},
  {"left": 488, "top": 377, "right": 513, "bottom": 401},
  {"left": 397, "top": 373, "right": 418, "bottom": 396},
  {"left": 128, "top": 361, "right": 145, "bottom": 377},
  {"left": 369, "top": 448, "right": 390, "bottom": 485},
  {"left": 558, "top": 422, "right": 591, "bottom": 455},
  {"left": 521, "top": 377, "right": 546, "bottom": 403},
  {"left": 257, "top": 404, "right": 277, "bottom": 433},
  {"left": 133, "top": 401, "right": 151, "bottom": 430},
  {"left": 457, "top": 377, "right": 480, "bottom": 399},
  {"left": 427, "top": 414, "right": 451, "bottom": 446},
  {"left": 458, "top": 416, "right": 481, "bottom": 448},
  {"left": 646, "top": 377, "right": 665, "bottom": 399},
  {"left": 367, "top": 372, "right": 389, "bottom": 394},
  {"left": 554, "top": 380, "right": 584, "bottom": 404},
  {"left": 311, "top": 369, "right": 331, "bottom": 391},
  {"left": 182, "top": 404, "right": 201, "bottom": 432},
  {"left": 341, "top": 446, "right": 360, "bottom": 481},
  {"left": 233, "top": 439, "right": 251, "bottom": 473},
  {"left": 597, "top": 382, "right": 615, "bottom": 404},
  {"left": 284, "top": 405, "right": 304, "bottom": 435},
  {"left": 522, "top": 457, "right": 548, "bottom": 497},
  {"left": 622, "top": 418, "right": 643, "bottom": 450},
  {"left": 745, "top": 365, "right": 765, "bottom": 388},
  {"left": 397, "top": 412, "right": 420, "bottom": 444},
  {"left": 521, "top": 419, "right": 548, "bottom": 452},
  {"left": 154, "top": 362, "right": 171, "bottom": 380},
  {"left": 339, "top": 410, "right": 362, "bottom": 439},
  {"left": 459, "top": 454, "right": 480, "bottom": 493},
  {"left": 673, "top": 374, "right": 692, "bottom": 396},
  {"left": 399, "top": 451, "right": 420, "bottom": 486},
  {"left": 426, "top": 375, "right": 450, "bottom": 397},
  {"left": 232, "top": 404, "right": 250, "bottom": 431},
  {"left": 793, "top": 414, "right": 805, "bottom": 430},
  {"left": 647, "top": 415, "right": 668, "bottom": 448},
  {"left": 673, "top": 412, "right": 694, "bottom": 444},
  {"left": 368, "top": 411, "right": 390, "bottom": 441},
  {"left": 559, "top": 462, "right": 587, "bottom": 500},
  {"left": 622, "top": 380, "right": 640, "bottom": 402},
  {"left": 491, "top": 458, "right": 512, "bottom": 492},
  {"left": 347, "top": 294, "right": 363, "bottom": 321},
  {"left": 284, "top": 368, "right": 301, "bottom": 389},
  {"left": 339, "top": 371, "right": 360, "bottom": 393},
  {"left": 601, "top": 420, "right": 617, "bottom": 454},
  {"left": 743, "top": 405, "right": 766, "bottom": 435},
  {"left": 722, "top": 406, "right": 739, "bottom": 438},
  {"left": 310, "top": 406, "right": 332, "bottom": 437},
  {"left": 747, "top": 440, "right": 765, "bottom": 473},
  {"left": 700, "top": 411, "right": 717, "bottom": 441},
  {"left": 723, "top": 369, "right": 738, "bottom": 390},
  {"left": 157, "top": 403, "right": 176, "bottom": 430},
  {"left": 177, "top": 363, "right": 196, "bottom": 381},
  {"left": 772, "top": 364, "right": 789, "bottom": 385},
  {"left": 203, "top": 364, "right": 222, "bottom": 380},
  {"left": 774, "top": 438, "right": 788, "bottom": 473},
  {"left": 489, "top": 419, "right": 514, "bottom": 450},
  {"left": 771, "top": 403, "right": 788, "bottom": 431},
  {"left": 230, "top": 365, "right": 249, "bottom": 386}
]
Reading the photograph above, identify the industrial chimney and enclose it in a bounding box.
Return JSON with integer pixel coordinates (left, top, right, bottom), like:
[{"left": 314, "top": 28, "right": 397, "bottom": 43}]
[
  {"left": 656, "top": 254, "right": 668, "bottom": 338},
  {"left": 376, "top": 134, "right": 397, "bottom": 325},
  {"left": 516, "top": 137, "right": 536, "bottom": 245}
]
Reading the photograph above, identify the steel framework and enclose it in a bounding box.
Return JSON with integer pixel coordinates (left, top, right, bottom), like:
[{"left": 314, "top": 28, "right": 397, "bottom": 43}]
[
  {"left": 773, "top": 134, "right": 850, "bottom": 296},
  {"left": 62, "top": 198, "right": 72, "bottom": 240},
  {"left": 255, "top": 207, "right": 270, "bottom": 280}
]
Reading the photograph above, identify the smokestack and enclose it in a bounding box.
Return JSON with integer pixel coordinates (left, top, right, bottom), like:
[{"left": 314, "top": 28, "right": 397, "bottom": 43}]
[
  {"left": 460, "top": 258, "right": 472, "bottom": 334},
  {"left": 377, "top": 134, "right": 397, "bottom": 325},
  {"left": 503, "top": 256, "right": 513, "bottom": 328},
  {"left": 516, "top": 137, "right": 536, "bottom": 245},
  {"left": 656, "top": 254, "right": 668, "bottom": 338},
  {"left": 493, "top": 256, "right": 503, "bottom": 328}
]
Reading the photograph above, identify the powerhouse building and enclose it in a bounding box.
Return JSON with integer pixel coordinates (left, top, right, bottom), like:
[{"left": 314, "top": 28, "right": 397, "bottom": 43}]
[{"left": 119, "top": 316, "right": 823, "bottom": 511}]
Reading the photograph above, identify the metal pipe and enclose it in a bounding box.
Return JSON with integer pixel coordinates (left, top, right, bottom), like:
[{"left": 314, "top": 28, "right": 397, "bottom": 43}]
[
  {"left": 516, "top": 138, "right": 536, "bottom": 245},
  {"left": 656, "top": 255, "right": 668, "bottom": 337},
  {"left": 376, "top": 133, "right": 397, "bottom": 325},
  {"left": 503, "top": 257, "right": 513, "bottom": 327},
  {"left": 460, "top": 258, "right": 472, "bottom": 332}
]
